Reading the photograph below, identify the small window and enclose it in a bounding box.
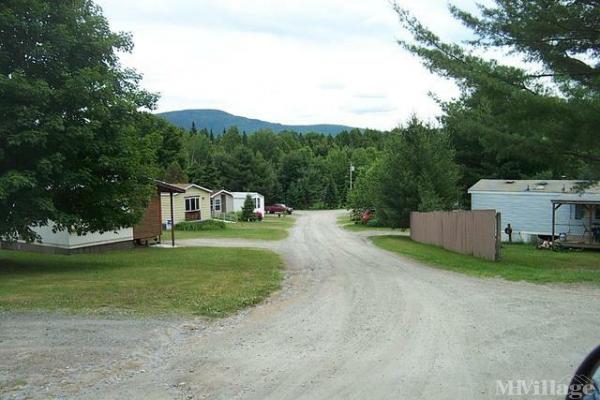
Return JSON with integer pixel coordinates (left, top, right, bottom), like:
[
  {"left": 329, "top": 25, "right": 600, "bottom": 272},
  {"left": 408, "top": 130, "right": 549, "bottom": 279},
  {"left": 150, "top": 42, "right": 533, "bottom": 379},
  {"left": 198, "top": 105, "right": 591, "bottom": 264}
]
[
  {"left": 255, "top": 197, "right": 261, "bottom": 209},
  {"left": 215, "top": 198, "right": 221, "bottom": 211},
  {"left": 185, "top": 197, "right": 200, "bottom": 212},
  {"left": 595, "top": 206, "right": 600, "bottom": 220},
  {"left": 575, "top": 204, "right": 584, "bottom": 220}
]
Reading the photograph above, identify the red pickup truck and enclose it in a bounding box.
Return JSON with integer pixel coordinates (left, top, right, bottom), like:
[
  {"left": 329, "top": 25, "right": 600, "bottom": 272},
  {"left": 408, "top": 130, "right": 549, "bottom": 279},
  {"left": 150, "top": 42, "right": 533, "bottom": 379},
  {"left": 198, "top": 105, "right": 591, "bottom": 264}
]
[{"left": 265, "top": 204, "right": 293, "bottom": 214}]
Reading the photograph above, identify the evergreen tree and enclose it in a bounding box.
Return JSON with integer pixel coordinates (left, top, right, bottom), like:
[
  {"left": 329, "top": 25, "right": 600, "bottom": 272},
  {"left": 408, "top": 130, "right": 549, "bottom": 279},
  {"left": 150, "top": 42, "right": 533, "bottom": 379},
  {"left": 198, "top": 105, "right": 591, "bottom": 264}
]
[
  {"left": 395, "top": 1, "right": 600, "bottom": 182},
  {"left": 191, "top": 121, "right": 198, "bottom": 134},
  {"left": 373, "top": 118, "right": 460, "bottom": 228},
  {"left": 241, "top": 194, "right": 255, "bottom": 221},
  {"left": 163, "top": 161, "right": 188, "bottom": 183},
  {"left": 322, "top": 175, "right": 340, "bottom": 209}
]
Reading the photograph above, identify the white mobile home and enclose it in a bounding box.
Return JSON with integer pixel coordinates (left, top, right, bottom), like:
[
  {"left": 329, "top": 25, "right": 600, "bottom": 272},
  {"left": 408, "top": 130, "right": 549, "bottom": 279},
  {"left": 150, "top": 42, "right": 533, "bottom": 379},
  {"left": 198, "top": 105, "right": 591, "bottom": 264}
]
[
  {"left": 469, "top": 180, "right": 600, "bottom": 243},
  {"left": 2, "top": 181, "right": 186, "bottom": 254},
  {"left": 232, "top": 192, "right": 265, "bottom": 215}
]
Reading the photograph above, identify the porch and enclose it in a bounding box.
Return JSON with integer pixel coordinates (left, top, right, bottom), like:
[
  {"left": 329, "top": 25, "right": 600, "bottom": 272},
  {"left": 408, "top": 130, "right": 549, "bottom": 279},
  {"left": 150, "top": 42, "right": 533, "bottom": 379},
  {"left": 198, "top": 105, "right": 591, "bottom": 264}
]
[{"left": 551, "top": 199, "right": 600, "bottom": 250}]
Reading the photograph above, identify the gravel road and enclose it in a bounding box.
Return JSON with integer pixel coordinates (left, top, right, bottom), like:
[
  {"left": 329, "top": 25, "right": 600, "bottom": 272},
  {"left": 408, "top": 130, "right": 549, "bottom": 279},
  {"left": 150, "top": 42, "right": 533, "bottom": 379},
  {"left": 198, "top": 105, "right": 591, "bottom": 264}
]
[{"left": 2, "top": 210, "right": 600, "bottom": 399}]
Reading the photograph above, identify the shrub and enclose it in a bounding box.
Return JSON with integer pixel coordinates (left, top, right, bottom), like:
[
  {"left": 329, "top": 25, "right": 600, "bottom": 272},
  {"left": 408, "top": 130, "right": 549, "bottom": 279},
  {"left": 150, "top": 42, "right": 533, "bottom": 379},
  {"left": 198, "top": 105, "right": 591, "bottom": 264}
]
[
  {"left": 241, "top": 195, "right": 255, "bottom": 221},
  {"left": 366, "top": 218, "right": 384, "bottom": 227},
  {"left": 175, "top": 220, "right": 226, "bottom": 231}
]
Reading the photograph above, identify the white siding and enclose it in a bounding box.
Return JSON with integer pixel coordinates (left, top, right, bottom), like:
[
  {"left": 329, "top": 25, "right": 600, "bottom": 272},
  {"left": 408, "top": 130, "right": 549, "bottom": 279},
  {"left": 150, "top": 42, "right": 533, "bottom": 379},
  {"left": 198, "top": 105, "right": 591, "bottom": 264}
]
[
  {"left": 471, "top": 191, "right": 600, "bottom": 242},
  {"left": 232, "top": 192, "right": 265, "bottom": 215},
  {"left": 30, "top": 223, "right": 133, "bottom": 249}
]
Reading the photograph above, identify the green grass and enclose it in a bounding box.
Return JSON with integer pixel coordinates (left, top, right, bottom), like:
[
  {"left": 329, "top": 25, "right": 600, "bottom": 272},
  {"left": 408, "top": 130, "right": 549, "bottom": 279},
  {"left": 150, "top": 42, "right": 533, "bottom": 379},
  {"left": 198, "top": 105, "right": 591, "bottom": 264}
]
[
  {"left": 371, "top": 236, "right": 600, "bottom": 284},
  {"left": 337, "top": 214, "right": 403, "bottom": 232},
  {"left": 170, "top": 214, "right": 296, "bottom": 241},
  {"left": 0, "top": 247, "right": 283, "bottom": 317}
]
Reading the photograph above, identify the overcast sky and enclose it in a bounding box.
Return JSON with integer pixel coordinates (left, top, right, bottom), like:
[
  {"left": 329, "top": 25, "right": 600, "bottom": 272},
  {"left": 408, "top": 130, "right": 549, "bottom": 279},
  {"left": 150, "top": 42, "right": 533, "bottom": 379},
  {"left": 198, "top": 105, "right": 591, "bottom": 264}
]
[{"left": 96, "top": 0, "right": 487, "bottom": 130}]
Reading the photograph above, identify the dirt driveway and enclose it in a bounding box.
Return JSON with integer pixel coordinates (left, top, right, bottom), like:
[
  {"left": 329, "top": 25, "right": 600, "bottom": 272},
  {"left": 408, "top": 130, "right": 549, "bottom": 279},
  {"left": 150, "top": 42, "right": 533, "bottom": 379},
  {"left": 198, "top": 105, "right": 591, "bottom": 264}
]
[{"left": 2, "top": 210, "right": 600, "bottom": 399}]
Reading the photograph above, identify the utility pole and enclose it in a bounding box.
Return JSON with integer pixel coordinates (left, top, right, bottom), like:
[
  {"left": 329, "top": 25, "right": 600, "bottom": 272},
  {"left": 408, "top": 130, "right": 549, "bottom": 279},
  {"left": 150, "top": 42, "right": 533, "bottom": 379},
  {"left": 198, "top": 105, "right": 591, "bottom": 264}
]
[{"left": 349, "top": 164, "right": 355, "bottom": 191}]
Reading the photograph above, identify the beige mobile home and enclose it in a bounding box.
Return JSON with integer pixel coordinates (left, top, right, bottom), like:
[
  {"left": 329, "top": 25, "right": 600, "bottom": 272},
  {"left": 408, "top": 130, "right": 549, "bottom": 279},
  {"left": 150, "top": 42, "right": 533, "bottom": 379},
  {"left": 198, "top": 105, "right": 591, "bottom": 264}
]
[{"left": 161, "top": 183, "right": 212, "bottom": 225}]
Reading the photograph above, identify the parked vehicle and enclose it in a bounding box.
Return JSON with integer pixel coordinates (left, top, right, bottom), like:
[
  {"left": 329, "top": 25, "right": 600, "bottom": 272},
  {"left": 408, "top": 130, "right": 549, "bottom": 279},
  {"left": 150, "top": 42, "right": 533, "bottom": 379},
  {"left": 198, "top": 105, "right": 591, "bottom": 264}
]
[{"left": 266, "top": 204, "right": 293, "bottom": 214}]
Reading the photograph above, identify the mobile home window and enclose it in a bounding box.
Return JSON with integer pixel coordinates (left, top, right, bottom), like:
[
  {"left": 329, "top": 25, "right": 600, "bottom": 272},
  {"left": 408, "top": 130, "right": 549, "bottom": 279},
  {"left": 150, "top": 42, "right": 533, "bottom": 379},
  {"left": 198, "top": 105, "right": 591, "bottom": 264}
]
[
  {"left": 214, "top": 198, "right": 221, "bottom": 211},
  {"left": 255, "top": 197, "right": 261, "bottom": 209},
  {"left": 185, "top": 197, "right": 200, "bottom": 212}
]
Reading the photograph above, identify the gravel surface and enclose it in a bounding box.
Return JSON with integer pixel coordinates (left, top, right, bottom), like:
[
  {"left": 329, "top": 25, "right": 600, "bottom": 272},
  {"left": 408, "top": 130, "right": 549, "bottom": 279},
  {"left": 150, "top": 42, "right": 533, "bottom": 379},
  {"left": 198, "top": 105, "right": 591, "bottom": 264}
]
[{"left": 2, "top": 210, "right": 599, "bottom": 399}]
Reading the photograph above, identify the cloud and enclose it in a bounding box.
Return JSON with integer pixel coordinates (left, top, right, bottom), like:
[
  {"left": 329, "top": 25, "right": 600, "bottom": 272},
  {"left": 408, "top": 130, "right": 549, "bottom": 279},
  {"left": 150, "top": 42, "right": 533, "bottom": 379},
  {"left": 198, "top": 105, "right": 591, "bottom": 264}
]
[
  {"left": 347, "top": 105, "right": 397, "bottom": 115},
  {"left": 96, "top": 0, "right": 478, "bottom": 130},
  {"left": 320, "top": 82, "right": 346, "bottom": 91}
]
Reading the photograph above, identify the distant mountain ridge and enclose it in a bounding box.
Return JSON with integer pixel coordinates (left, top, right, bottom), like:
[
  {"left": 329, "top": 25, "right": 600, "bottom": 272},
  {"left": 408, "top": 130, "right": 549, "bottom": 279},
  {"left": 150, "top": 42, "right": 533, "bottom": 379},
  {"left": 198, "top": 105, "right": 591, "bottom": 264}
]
[{"left": 158, "top": 109, "right": 356, "bottom": 136}]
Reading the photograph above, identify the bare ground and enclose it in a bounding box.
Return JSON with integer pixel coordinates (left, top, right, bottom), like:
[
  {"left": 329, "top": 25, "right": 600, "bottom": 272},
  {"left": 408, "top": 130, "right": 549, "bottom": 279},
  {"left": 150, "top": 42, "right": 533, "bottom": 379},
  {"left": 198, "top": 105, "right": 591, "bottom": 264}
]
[{"left": 2, "top": 210, "right": 599, "bottom": 399}]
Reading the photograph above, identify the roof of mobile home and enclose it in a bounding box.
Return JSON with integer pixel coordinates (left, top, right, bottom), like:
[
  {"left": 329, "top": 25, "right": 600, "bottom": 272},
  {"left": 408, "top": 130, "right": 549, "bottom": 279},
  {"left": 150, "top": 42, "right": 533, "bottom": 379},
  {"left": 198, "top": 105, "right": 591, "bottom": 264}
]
[
  {"left": 210, "top": 189, "right": 234, "bottom": 198},
  {"left": 159, "top": 183, "right": 213, "bottom": 195},
  {"left": 232, "top": 192, "right": 264, "bottom": 197},
  {"left": 468, "top": 179, "right": 600, "bottom": 194}
]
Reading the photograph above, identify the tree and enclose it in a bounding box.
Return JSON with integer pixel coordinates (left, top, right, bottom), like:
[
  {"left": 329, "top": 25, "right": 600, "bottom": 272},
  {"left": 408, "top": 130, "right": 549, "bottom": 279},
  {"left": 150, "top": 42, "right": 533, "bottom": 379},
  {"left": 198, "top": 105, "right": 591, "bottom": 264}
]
[
  {"left": 373, "top": 119, "right": 460, "bottom": 228},
  {"left": 394, "top": 1, "right": 600, "bottom": 187},
  {"left": 241, "top": 194, "right": 255, "bottom": 221},
  {"left": 191, "top": 121, "right": 198, "bottom": 134},
  {"left": 0, "top": 0, "right": 160, "bottom": 242},
  {"left": 163, "top": 161, "right": 187, "bottom": 183},
  {"left": 136, "top": 113, "right": 184, "bottom": 169},
  {"left": 347, "top": 160, "right": 381, "bottom": 212},
  {"left": 322, "top": 175, "right": 339, "bottom": 209}
]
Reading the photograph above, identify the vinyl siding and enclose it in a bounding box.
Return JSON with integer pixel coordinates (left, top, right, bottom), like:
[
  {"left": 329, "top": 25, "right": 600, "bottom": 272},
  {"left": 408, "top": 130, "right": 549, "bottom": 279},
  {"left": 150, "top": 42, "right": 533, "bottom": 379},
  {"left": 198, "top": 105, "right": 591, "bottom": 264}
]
[
  {"left": 232, "top": 193, "right": 265, "bottom": 215},
  {"left": 471, "top": 191, "right": 600, "bottom": 242},
  {"left": 30, "top": 223, "right": 133, "bottom": 249},
  {"left": 161, "top": 187, "right": 212, "bottom": 225}
]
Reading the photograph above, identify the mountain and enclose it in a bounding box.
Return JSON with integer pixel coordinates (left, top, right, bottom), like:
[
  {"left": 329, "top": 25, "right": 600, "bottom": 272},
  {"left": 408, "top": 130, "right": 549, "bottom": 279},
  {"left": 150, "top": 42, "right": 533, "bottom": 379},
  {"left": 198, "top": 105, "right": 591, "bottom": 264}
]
[{"left": 158, "top": 109, "right": 355, "bottom": 136}]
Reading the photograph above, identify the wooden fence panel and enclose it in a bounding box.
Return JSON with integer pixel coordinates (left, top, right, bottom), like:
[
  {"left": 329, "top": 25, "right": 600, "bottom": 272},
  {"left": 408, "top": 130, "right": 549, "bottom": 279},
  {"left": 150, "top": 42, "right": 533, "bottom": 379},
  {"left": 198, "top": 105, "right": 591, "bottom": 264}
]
[{"left": 410, "top": 210, "right": 500, "bottom": 261}]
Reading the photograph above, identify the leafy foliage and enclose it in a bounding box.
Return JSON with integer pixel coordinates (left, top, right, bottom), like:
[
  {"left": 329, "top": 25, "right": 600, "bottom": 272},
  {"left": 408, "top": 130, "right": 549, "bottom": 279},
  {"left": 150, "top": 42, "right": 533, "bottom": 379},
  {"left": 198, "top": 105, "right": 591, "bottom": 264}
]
[
  {"left": 175, "top": 220, "right": 226, "bottom": 231},
  {"left": 0, "top": 0, "right": 170, "bottom": 242}
]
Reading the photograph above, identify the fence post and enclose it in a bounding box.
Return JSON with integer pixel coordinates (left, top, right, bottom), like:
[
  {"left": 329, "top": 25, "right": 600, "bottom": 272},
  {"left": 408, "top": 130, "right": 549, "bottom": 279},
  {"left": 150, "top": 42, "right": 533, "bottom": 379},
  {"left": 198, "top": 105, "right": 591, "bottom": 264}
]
[{"left": 495, "top": 212, "right": 502, "bottom": 261}]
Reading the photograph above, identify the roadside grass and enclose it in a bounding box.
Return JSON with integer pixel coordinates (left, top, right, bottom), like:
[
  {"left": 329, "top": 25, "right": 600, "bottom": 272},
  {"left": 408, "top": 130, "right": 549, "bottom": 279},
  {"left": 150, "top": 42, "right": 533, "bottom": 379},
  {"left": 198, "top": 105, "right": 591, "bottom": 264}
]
[
  {"left": 0, "top": 247, "right": 283, "bottom": 317},
  {"left": 371, "top": 236, "right": 600, "bottom": 284},
  {"left": 337, "top": 214, "right": 403, "bottom": 233},
  {"left": 170, "top": 214, "right": 296, "bottom": 241}
]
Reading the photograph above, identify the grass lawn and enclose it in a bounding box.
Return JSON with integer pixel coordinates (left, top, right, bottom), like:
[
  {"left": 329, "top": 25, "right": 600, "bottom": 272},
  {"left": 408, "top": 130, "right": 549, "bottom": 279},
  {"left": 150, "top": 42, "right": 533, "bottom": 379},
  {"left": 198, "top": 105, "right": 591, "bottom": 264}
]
[
  {"left": 337, "top": 214, "right": 405, "bottom": 233},
  {"left": 371, "top": 235, "right": 600, "bottom": 285},
  {"left": 0, "top": 247, "right": 283, "bottom": 317},
  {"left": 171, "top": 214, "right": 296, "bottom": 241}
]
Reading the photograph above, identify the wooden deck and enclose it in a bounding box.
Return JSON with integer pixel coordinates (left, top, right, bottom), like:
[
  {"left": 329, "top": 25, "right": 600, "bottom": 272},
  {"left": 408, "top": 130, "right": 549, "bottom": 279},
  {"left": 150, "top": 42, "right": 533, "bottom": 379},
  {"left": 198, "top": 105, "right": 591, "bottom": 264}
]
[{"left": 559, "top": 235, "right": 600, "bottom": 250}]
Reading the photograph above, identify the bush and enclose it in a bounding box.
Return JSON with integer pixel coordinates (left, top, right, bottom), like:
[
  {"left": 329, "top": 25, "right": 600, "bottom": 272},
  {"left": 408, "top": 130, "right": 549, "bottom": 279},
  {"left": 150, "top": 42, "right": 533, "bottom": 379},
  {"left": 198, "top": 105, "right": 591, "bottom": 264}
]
[
  {"left": 241, "top": 194, "right": 255, "bottom": 221},
  {"left": 366, "top": 218, "right": 384, "bottom": 227},
  {"left": 175, "top": 220, "right": 226, "bottom": 231}
]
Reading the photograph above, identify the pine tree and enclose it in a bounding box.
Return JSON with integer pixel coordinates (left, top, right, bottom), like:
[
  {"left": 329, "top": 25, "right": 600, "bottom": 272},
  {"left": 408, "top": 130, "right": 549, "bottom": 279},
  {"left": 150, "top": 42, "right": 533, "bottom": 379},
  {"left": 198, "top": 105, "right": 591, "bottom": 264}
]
[
  {"left": 323, "top": 175, "right": 339, "bottom": 209},
  {"left": 163, "top": 161, "right": 188, "bottom": 183},
  {"left": 191, "top": 121, "right": 198, "bottom": 134},
  {"left": 241, "top": 194, "right": 255, "bottom": 221}
]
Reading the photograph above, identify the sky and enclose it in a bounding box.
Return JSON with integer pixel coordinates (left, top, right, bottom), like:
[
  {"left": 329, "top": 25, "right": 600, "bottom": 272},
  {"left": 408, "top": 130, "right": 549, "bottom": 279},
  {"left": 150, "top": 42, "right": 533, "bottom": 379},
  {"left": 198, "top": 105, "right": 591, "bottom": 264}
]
[{"left": 96, "top": 0, "right": 487, "bottom": 130}]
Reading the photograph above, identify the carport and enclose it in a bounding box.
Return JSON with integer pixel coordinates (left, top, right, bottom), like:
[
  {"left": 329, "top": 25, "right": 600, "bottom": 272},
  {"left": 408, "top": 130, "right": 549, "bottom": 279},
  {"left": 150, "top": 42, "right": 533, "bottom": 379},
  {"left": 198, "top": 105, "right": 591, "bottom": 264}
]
[{"left": 551, "top": 199, "right": 600, "bottom": 249}]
